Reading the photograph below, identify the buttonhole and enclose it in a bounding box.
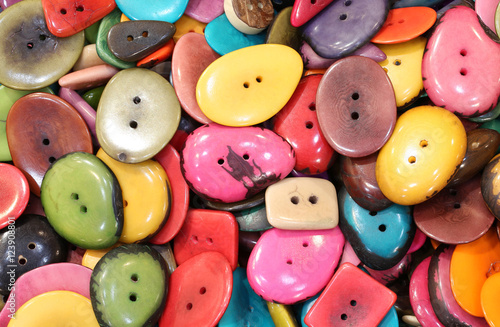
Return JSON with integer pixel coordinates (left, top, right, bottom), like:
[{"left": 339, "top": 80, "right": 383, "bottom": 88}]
[
  {"left": 27, "top": 42, "right": 34, "bottom": 49},
  {"left": 420, "top": 140, "right": 428, "bottom": 148},
  {"left": 305, "top": 121, "right": 313, "bottom": 129},
  {"left": 142, "top": 31, "right": 148, "bottom": 37},
  {"left": 351, "top": 92, "right": 359, "bottom": 100},
  {"left": 350, "top": 300, "right": 357, "bottom": 306},
  {"left": 200, "top": 287, "right": 206, "bottom": 294},
  {"left": 18, "top": 256, "right": 27, "bottom": 265},
  {"left": 308, "top": 195, "right": 318, "bottom": 204},
  {"left": 351, "top": 112, "right": 359, "bottom": 120},
  {"left": 131, "top": 274, "right": 138, "bottom": 282},
  {"left": 454, "top": 203, "right": 461, "bottom": 209},
  {"left": 408, "top": 156, "right": 416, "bottom": 164},
  {"left": 129, "top": 293, "right": 137, "bottom": 302},
  {"left": 118, "top": 153, "right": 126, "bottom": 161},
  {"left": 257, "top": 2, "right": 263, "bottom": 9},
  {"left": 290, "top": 196, "right": 299, "bottom": 204},
  {"left": 243, "top": 82, "right": 249, "bottom": 88},
  {"left": 339, "top": 13, "right": 347, "bottom": 20},
  {"left": 449, "top": 189, "right": 457, "bottom": 196},
  {"left": 344, "top": 0, "right": 352, "bottom": 5},
  {"left": 286, "top": 259, "right": 293, "bottom": 265},
  {"left": 28, "top": 243, "right": 36, "bottom": 250},
  {"left": 218, "top": 158, "right": 224, "bottom": 165},
  {"left": 341, "top": 314, "right": 348, "bottom": 320},
  {"left": 42, "top": 138, "right": 50, "bottom": 145},
  {"left": 191, "top": 235, "right": 198, "bottom": 244},
  {"left": 302, "top": 242, "right": 309, "bottom": 248},
  {"left": 247, "top": 3, "right": 253, "bottom": 10},
  {"left": 460, "top": 68, "right": 467, "bottom": 76},
  {"left": 133, "top": 96, "right": 141, "bottom": 104},
  {"left": 186, "top": 303, "right": 193, "bottom": 310},
  {"left": 76, "top": 5, "right": 84, "bottom": 11},
  {"left": 60, "top": 8, "right": 67, "bottom": 14},
  {"left": 243, "top": 154, "right": 249, "bottom": 160},
  {"left": 379, "top": 224, "right": 386, "bottom": 232},
  {"left": 460, "top": 49, "right": 467, "bottom": 56},
  {"left": 127, "top": 35, "right": 133, "bottom": 41},
  {"left": 206, "top": 237, "right": 213, "bottom": 245},
  {"left": 129, "top": 121, "right": 138, "bottom": 129},
  {"left": 398, "top": 19, "right": 405, "bottom": 24},
  {"left": 256, "top": 76, "right": 262, "bottom": 83},
  {"left": 80, "top": 205, "right": 87, "bottom": 213},
  {"left": 71, "top": 193, "right": 79, "bottom": 200},
  {"left": 49, "top": 156, "right": 56, "bottom": 163},
  {"left": 394, "top": 59, "right": 402, "bottom": 66},
  {"left": 369, "top": 211, "right": 377, "bottom": 216},
  {"left": 39, "top": 34, "right": 47, "bottom": 41},
  {"left": 308, "top": 103, "right": 316, "bottom": 111}
]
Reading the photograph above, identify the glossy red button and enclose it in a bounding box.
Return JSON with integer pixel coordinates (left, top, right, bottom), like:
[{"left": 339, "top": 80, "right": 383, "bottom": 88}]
[
  {"left": 173, "top": 209, "right": 238, "bottom": 270},
  {"left": 0, "top": 163, "right": 29, "bottom": 228},
  {"left": 159, "top": 252, "right": 232, "bottom": 327}
]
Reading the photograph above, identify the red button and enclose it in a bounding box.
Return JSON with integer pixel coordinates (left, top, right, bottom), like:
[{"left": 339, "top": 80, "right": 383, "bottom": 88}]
[{"left": 0, "top": 163, "right": 29, "bottom": 228}]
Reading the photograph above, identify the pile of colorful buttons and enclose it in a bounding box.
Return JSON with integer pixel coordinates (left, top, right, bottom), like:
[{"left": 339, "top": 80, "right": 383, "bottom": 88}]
[{"left": 1, "top": 0, "right": 500, "bottom": 325}]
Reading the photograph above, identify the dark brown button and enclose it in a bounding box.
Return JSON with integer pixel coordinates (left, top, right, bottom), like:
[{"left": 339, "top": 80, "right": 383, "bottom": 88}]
[
  {"left": 265, "top": 6, "right": 301, "bottom": 52},
  {"left": 340, "top": 152, "right": 392, "bottom": 212},
  {"left": 316, "top": 56, "right": 397, "bottom": 157},
  {"left": 482, "top": 153, "right": 500, "bottom": 220},
  {"left": 107, "top": 20, "right": 176, "bottom": 62},
  {"left": 6, "top": 93, "right": 93, "bottom": 196},
  {"left": 448, "top": 128, "right": 500, "bottom": 187},
  {"left": 414, "top": 175, "right": 495, "bottom": 244}
]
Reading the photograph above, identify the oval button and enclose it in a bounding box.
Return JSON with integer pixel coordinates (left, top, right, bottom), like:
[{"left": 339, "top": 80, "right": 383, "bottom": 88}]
[
  {"left": 0, "top": 163, "right": 29, "bottom": 227},
  {"left": 196, "top": 44, "right": 302, "bottom": 127}
]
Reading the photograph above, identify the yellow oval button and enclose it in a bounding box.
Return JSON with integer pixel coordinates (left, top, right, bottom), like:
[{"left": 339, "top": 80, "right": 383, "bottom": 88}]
[
  {"left": 451, "top": 227, "right": 500, "bottom": 317},
  {"left": 267, "top": 302, "right": 299, "bottom": 327},
  {"left": 376, "top": 105, "right": 466, "bottom": 206},
  {"left": 97, "top": 148, "right": 171, "bottom": 243},
  {"left": 173, "top": 15, "right": 207, "bottom": 43},
  {"left": 196, "top": 44, "right": 303, "bottom": 126},
  {"left": 377, "top": 36, "right": 426, "bottom": 109},
  {"left": 8, "top": 291, "right": 99, "bottom": 326}
]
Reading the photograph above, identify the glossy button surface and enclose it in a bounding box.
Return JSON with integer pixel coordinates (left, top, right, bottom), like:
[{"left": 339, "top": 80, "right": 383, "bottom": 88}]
[
  {"left": 90, "top": 244, "right": 167, "bottom": 327},
  {"left": 184, "top": 0, "right": 224, "bottom": 23},
  {"left": 265, "top": 177, "right": 338, "bottom": 230},
  {"left": 40, "top": 152, "right": 124, "bottom": 249},
  {"left": 339, "top": 188, "right": 414, "bottom": 270},
  {"left": 265, "top": 6, "right": 302, "bottom": 52},
  {"left": 316, "top": 56, "right": 397, "bottom": 157},
  {"left": 115, "top": 0, "right": 188, "bottom": 23},
  {"left": 376, "top": 105, "right": 467, "bottom": 206},
  {"left": 290, "top": 0, "right": 334, "bottom": 27},
  {"left": 7, "top": 93, "right": 93, "bottom": 196},
  {"left": 450, "top": 227, "right": 500, "bottom": 317},
  {"left": 0, "top": 163, "right": 29, "bottom": 227},
  {"left": 173, "top": 209, "right": 239, "bottom": 270},
  {"left": 305, "top": 263, "right": 397, "bottom": 327},
  {"left": 302, "top": 0, "right": 388, "bottom": 59},
  {"left": 181, "top": 124, "right": 295, "bottom": 203},
  {"left": 8, "top": 291, "right": 99, "bottom": 326},
  {"left": 197, "top": 44, "right": 302, "bottom": 127},
  {"left": 371, "top": 7, "right": 436, "bottom": 44},
  {"left": 414, "top": 176, "right": 495, "bottom": 244},
  {"left": 0, "top": 0, "right": 84, "bottom": 90},
  {"left": 224, "top": 0, "right": 274, "bottom": 34},
  {"left": 376, "top": 37, "right": 426, "bottom": 109},
  {"left": 481, "top": 153, "right": 500, "bottom": 219},
  {"left": 96, "top": 68, "right": 181, "bottom": 163},
  {"left": 42, "top": 0, "right": 116, "bottom": 37},
  {"left": 97, "top": 149, "right": 171, "bottom": 243},
  {"left": 159, "top": 252, "right": 233, "bottom": 327},
  {"left": 172, "top": 33, "right": 219, "bottom": 124},
  {"left": 247, "top": 227, "right": 345, "bottom": 304},
  {"left": 422, "top": 6, "right": 500, "bottom": 117},
  {"left": 273, "top": 75, "right": 336, "bottom": 174},
  {"left": 481, "top": 272, "right": 500, "bottom": 326}
]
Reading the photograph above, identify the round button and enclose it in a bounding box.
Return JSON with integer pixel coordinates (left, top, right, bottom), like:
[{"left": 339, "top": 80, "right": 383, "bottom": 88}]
[{"left": 0, "top": 163, "right": 29, "bottom": 227}]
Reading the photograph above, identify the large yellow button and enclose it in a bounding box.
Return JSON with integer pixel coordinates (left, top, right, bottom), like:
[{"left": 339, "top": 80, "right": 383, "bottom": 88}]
[
  {"left": 481, "top": 272, "right": 500, "bottom": 325},
  {"left": 376, "top": 105, "right": 467, "bottom": 206},
  {"left": 196, "top": 44, "right": 303, "bottom": 126},
  {"left": 97, "top": 148, "right": 171, "bottom": 243},
  {"left": 8, "top": 291, "right": 99, "bottom": 326},
  {"left": 377, "top": 36, "right": 426, "bottom": 109}
]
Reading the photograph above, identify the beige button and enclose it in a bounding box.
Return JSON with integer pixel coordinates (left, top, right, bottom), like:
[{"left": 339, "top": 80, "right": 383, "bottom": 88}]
[
  {"left": 265, "top": 177, "right": 339, "bottom": 230},
  {"left": 73, "top": 44, "right": 107, "bottom": 71}
]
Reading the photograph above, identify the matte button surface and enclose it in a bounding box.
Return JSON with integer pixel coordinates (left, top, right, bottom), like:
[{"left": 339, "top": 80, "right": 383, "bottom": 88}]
[
  {"left": 305, "top": 263, "right": 397, "bottom": 327},
  {"left": 184, "top": 0, "right": 224, "bottom": 23},
  {"left": 265, "top": 177, "right": 339, "bottom": 230},
  {"left": 265, "top": 6, "right": 302, "bottom": 52},
  {"left": 376, "top": 37, "right": 426, "bottom": 109},
  {"left": 302, "top": 0, "right": 388, "bottom": 59},
  {"left": 234, "top": 203, "right": 273, "bottom": 231},
  {"left": 159, "top": 252, "right": 233, "bottom": 327},
  {"left": 197, "top": 44, "right": 302, "bottom": 127},
  {"left": 316, "top": 56, "right": 397, "bottom": 157},
  {"left": 58, "top": 64, "right": 120, "bottom": 91},
  {"left": 247, "top": 227, "right": 344, "bottom": 304},
  {"left": 181, "top": 124, "right": 295, "bottom": 203},
  {"left": 0, "top": 0, "right": 85, "bottom": 90},
  {"left": 422, "top": 6, "right": 500, "bottom": 117},
  {"left": 90, "top": 244, "right": 167, "bottom": 327},
  {"left": 115, "top": 0, "right": 188, "bottom": 23},
  {"left": 450, "top": 227, "right": 500, "bottom": 317},
  {"left": 0, "top": 163, "right": 29, "bottom": 227},
  {"left": 172, "top": 32, "right": 219, "bottom": 124},
  {"left": 173, "top": 209, "right": 239, "bottom": 270},
  {"left": 42, "top": 0, "right": 116, "bottom": 37},
  {"left": 73, "top": 44, "right": 107, "bottom": 71},
  {"left": 371, "top": 7, "right": 436, "bottom": 44},
  {"left": 273, "top": 75, "right": 336, "bottom": 175},
  {"left": 8, "top": 291, "right": 99, "bottom": 326},
  {"left": 376, "top": 105, "right": 467, "bottom": 206},
  {"left": 7, "top": 93, "right": 93, "bottom": 196},
  {"left": 40, "top": 152, "right": 124, "bottom": 249},
  {"left": 96, "top": 68, "right": 181, "bottom": 163},
  {"left": 107, "top": 20, "right": 176, "bottom": 62},
  {"left": 96, "top": 149, "right": 171, "bottom": 243}
]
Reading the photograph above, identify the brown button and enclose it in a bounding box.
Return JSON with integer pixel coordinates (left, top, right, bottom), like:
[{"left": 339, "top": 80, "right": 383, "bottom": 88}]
[{"left": 224, "top": 0, "right": 274, "bottom": 34}]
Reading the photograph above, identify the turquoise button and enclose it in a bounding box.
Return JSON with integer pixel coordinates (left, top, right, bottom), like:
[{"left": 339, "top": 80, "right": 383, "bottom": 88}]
[
  {"left": 115, "top": 0, "right": 188, "bottom": 23},
  {"left": 338, "top": 187, "right": 415, "bottom": 270},
  {"left": 219, "top": 267, "right": 274, "bottom": 327},
  {"left": 41, "top": 152, "right": 124, "bottom": 249},
  {"left": 204, "top": 13, "right": 266, "bottom": 56}
]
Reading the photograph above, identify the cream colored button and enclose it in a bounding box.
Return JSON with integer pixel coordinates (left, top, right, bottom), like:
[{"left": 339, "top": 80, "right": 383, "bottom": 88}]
[
  {"left": 265, "top": 177, "right": 339, "bottom": 230},
  {"left": 224, "top": 0, "right": 274, "bottom": 34}
]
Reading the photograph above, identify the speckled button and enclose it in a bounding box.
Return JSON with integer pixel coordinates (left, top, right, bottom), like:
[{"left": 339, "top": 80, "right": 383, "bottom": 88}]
[
  {"left": 316, "top": 56, "right": 397, "bottom": 157},
  {"left": 196, "top": 44, "right": 302, "bottom": 127},
  {"left": 224, "top": 0, "right": 274, "bottom": 34},
  {"left": 6, "top": 93, "right": 93, "bottom": 196},
  {"left": 0, "top": 0, "right": 85, "bottom": 90},
  {"left": 96, "top": 68, "right": 181, "bottom": 163},
  {"left": 265, "top": 177, "right": 339, "bottom": 230}
]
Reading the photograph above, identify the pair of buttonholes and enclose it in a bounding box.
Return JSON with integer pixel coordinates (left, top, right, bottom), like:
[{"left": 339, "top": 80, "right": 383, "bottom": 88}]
[
  {"left": 71, "top": 193, "right": 87, "bottom": 214},
  {"left": 127, "top": 31, "right": 149, "bottom": 41},
  {"left": 247, "top": 2, "right": 264, "bottom": 10},
  {"left": 459, "top": 49, "right": 468, "bottom": 76},
  {"left": 128, "top": 96, "right": 141, "bottom": 129},
  {"left": 217, "top": 153, "right": 250, "bottom": 165},
  {"left": 448, "top": 189, "right": 461, "bottom": 209},
  {"left": 191, "top": 235, "right": 214, "bottom": 245},
  {"left": 42, "top": 138, "right": 57, "bottom": 164},
  {"left": 305, "top": 102, "right": 316, "bottom": 129},
  {"left": 369, "top": 211, "right": 387, "bottom": 232},
  {"left": 243, "top": 76, "right": 263, "bottom": 89},
  {"left": 290, "top": 195, "right": 318, "bottom": 205},
  {"left": 340, "top": 300, "right": 358, "bottom": 320},
  {"left": 17, "top": 242, "right": 37, "bottom": 266},
  {"left": 286, "top": 241, "right": 311, "bottom": 265},
  {"left": 186, "top": 287, "right": 207, "bottom": 311},
  {"left": 129, "top": 273, "right": 139, "bottom": 302},
  {"left": 26, "top": 35, "right": 49, "bottom": 49},
  {"left": 60, "top": 5, "right": 84, "bottom": 15},
  {"left": 338, "top": 0, "right": 352, "bottom": 20},
  {"left": 386, "top": 19, "right": 406, "bottom": 27},
  {"left": 408, "top": 140, "right": 428, "bottom": 164}
]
